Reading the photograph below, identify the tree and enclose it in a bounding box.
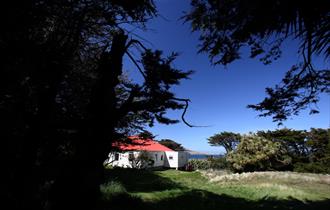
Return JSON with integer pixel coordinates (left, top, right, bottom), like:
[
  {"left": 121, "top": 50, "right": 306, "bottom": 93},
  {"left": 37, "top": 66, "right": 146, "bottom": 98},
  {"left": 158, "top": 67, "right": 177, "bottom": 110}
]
[
  {"left": 306, "top": 128, "right": 330, "bottom": 161},
  {"left": 158, "top": 139, "right": 185, "bottom": 151},
  {"left": 226, "top": 134, "right": 292, "bottom": 172},
  {"left": 138, "top": 131, "right": 156, "bottom": 139},
  {"left": 207, "top": 132, "right": 241, "bottom": 153},
  {"left": 295, "top": 128, "right": 330, "bottom": 173},
  {"left": 185, "top": 0, "right": 330, "bottom": 124},
  {"left": 256, "top": 128, "right": 308, "bottom": 162},
  {"left": 1, "top": 1, "right": 193, "bottom": 210}
]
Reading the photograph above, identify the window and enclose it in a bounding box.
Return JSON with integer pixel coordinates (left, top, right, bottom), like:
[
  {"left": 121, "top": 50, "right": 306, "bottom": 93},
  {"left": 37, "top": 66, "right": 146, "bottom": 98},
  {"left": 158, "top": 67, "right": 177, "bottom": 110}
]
[
  {"left": 128, "top": 153, "right": 134, "bottom": 161},
  {"left": 114, "top": 153, "right": 119, "bottom": 161},
  {"left": 161, "top": 155, "right": 163, "bottom": 160},
  {"left": 169, "top": 156, "right": 173, "bottom": 160},
  {"left": 155, "top": 154, "right": 158, "bottom": 161}
]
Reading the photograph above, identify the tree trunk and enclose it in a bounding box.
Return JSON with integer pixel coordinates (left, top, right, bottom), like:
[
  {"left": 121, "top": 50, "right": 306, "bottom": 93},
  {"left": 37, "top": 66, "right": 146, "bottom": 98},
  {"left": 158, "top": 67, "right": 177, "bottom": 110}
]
[{"left": 49, "top": 32, "right": 128, "bottom": 210}]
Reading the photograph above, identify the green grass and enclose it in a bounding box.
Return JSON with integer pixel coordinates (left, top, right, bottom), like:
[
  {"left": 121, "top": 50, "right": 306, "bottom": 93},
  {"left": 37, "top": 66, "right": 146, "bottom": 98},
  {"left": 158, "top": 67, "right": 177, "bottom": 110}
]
[{"left": 101, "top": 168, "right": 330, "bottom": 210}]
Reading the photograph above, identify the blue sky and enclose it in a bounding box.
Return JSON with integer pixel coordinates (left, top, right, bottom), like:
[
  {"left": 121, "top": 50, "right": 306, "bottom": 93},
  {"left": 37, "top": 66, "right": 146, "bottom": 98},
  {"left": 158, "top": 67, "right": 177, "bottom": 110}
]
[{"left": 124, "top": 1, "right": 330, "bottom": 154}]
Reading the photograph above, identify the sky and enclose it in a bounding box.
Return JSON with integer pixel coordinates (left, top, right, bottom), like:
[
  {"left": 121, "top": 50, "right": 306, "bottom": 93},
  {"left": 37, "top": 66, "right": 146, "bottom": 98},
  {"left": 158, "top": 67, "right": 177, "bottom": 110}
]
[{"left": 124, "top": 1, "right": 330, "bottom": 154}]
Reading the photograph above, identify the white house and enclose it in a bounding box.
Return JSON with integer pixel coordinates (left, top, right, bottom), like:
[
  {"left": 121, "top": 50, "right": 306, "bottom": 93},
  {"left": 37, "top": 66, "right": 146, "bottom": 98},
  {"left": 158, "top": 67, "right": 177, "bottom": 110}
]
[{"left": 105, "top": 136, "right": 189, "bottom": 170}]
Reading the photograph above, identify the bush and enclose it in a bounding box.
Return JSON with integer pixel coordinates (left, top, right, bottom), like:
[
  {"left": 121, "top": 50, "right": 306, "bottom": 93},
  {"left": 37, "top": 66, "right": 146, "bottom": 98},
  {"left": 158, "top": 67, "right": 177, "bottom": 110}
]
[
  {"left": 208, "top": 157, "right": 229, "bottom": 169},
  {"left": 294, "top": 159, "right": 330, "bottom": 174},
  {"left": 188, "top": 159, "right": 209, "bottom": 170},
  {"left": 226, "top": 135, "right": 292, "bottom": 172},
  {"left": 130, "top": 150, "right": 154, "bottom": 169},
  {"left": 188, "top": 157, "right": 228, "bottom": 170}
]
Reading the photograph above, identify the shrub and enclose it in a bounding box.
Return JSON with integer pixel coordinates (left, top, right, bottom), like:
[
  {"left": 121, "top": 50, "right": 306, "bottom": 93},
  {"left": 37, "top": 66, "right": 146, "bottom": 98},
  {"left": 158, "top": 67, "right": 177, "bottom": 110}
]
[
  {"left": 188, "top": 157, "right": 228, "bottom": 170},
  {"left": 188, "top": 159, "right": 209, "bottom": 170},
  {"left": 208, "top": 157, "right": 229, "bottom": 169},
  {"left": 226, "top": 134, "right": 292, "bottom": 172},
  {"left": 130, "top": 150, "right": 154, "bottom": 169},
  {"left": 294, "top": 157, "right": 330, "bottom": 174}
]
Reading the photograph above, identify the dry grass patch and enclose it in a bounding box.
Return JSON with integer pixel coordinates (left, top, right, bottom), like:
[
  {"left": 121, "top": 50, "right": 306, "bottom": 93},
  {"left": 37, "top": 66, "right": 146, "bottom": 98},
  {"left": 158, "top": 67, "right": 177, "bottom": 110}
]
[{"left": 200, "top": 170, "right": 330, "bottom": 200}]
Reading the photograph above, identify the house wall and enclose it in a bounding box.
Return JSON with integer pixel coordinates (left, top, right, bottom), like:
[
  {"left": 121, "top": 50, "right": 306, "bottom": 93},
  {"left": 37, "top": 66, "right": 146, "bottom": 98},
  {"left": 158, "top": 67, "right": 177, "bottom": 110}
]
[
  {"left": 152, "top": 151, "right": 166, "bottom": 167},
  {"left": 164, "top": 151, "right": 189, "bottom": 169},
  {"left": 106, "top": 150, "right": 188, "bottom": 169},
  {"left": 164, "top": 151, "right": 178, "bottom": 168},
  {"left": 177, "top": 151, "right": 189, "bottom": 167},
  {"left": 106, "top": 151, "right": 138, "bottom": 168},
  {"left": 106, "top": 151, "right": 165, "bottom": 168}
]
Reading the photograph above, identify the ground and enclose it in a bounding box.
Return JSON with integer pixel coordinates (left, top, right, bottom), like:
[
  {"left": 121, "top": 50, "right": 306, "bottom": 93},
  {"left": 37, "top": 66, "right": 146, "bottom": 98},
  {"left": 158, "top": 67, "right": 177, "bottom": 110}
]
[{"left": 100, "top": 168, "right": 330, "bottom": 210}]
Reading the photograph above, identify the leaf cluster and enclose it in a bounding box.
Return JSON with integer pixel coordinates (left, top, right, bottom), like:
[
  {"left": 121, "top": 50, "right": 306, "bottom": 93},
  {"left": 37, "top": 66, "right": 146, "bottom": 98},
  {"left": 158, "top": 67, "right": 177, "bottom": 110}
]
[{"left": 185, "top": 0, "right": 330, "bottom": 122}]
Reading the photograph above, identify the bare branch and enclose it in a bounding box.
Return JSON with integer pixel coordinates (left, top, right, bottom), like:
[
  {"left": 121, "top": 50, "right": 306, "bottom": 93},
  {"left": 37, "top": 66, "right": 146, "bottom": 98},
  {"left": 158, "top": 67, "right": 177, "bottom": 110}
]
[
  {"left": 126, "top": 51, "right": 147, "bottom": 80},
  {"left": 132, "top": 39, "right": 148, "bottom": 52},
  {"left": 172, "top": 97, "right": 210, "bottom": 128}
]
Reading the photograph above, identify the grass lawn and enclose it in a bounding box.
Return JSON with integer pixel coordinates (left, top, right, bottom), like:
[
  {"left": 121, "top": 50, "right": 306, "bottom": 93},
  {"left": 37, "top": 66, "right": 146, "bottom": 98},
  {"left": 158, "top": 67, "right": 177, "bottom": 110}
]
[{"left": 100, "top": 168, "right": 330, "bottom": 210}]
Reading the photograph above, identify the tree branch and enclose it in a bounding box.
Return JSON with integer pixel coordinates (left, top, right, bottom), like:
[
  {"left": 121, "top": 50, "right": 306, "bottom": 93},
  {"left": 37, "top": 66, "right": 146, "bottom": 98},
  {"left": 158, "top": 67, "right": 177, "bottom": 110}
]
[
  {"left": 125, "top": 39, "right": 148, "bottom": 52},
  {"left": 126, "top": 51, "right": 147, "bottom": 80},
  {"left": 172, "top": 97, "right": 209, "bottom": 128}
]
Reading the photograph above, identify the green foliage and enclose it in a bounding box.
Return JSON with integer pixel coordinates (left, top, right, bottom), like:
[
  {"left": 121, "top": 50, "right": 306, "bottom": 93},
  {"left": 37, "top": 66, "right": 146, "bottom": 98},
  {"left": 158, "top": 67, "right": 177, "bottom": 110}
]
[
  {"left": 306, "top": 128, "right": 330, "bottom": 161},
  {"left": 130, "top": 151, "right": 154, "bottom": 169},
  {"left": 158, "top": 139, "right": 185, "bottom": 151},
  {"left": 295, "top": 128, "right": 330, "bottom": 173},
  {"left": 136, "top": 49, "right": 194, "bottom": 127},
  {"left": 216, "top": 128, "right": 330, "bottom": 173},
  {"left": 185, "top": 0, "right": 330, "bottom": 123},
  {"left": 247, "top": 68, "right": 330, "bottom": 124},
  {"left": 138, "top": 131, "right": 156, "bottom": 139},
  {"left": 207, "top": 132, "right": 241, "bottom": 153},
  {"left": 226, "top": 135, "right": 292, "bottom": 172},
  {"left": 185, "top": 0, "right": 329, "bottom": 64},
  {"left": 188, "top": 159, "right": 210, "bottom": 170},
  {"left": 256, "top": 129, "right": 308, "bottom": 163},
  {"left": 294, "top": 162, "right": 330, "bottom": 174},
  {"left": 256, "top": 128, "right": 330, "bottom": 173},
  {"left": 208, "top": 157, "right": 229, "bottom": 169},
  {"left": 188, "top": 157, "right": 228, "bottom": 170}
]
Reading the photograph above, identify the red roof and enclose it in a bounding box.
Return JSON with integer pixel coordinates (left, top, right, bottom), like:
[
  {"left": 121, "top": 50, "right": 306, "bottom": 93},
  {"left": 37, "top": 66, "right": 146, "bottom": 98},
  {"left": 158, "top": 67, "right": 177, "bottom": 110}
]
[{"left": 112, "top": 136, "right": 173, "bottom": 152}]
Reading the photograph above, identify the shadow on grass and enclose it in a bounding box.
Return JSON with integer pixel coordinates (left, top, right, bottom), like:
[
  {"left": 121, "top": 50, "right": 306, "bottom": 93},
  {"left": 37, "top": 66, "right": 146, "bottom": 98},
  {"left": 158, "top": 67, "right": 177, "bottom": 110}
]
[
  {"left": 153, "top": 190, "right": 330, "bottom": 210},
  {"left": 104, "top": 168, "right": 183, "bottom": 193},
  {"left": 102, "top": 189, "right": 330, "bottom": 210},
  {"left": 102, "top": 168, "right": 330, "bottom": 210}
]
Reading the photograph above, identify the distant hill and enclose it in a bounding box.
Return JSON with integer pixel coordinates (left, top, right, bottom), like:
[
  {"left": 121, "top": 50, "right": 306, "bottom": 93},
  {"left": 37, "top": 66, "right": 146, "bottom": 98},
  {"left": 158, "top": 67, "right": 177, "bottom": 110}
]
[{"left": 185, "top": 149, "right": 210, "bottom": 155}]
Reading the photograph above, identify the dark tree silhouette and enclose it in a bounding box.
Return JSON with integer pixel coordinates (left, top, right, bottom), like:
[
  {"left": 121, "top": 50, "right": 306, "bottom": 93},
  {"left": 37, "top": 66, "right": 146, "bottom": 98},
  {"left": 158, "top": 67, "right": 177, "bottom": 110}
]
[
  {"left": 256, "top": 128, "right": 330, "bottom": 168},
  {"left": 306, "top": 128, "right": 330, "bottom": 162},
  {"left": 207, "top": 132, "right": 241, "bottom": 153},
  {"left": 185, "top": 0, "right": 330, "bottom": 123},
  {"left": 1, "top": 1, "right": 193, "bottom": 210},
  {"left": 138, "top": 131, "right": 156, "bottom": 139},
  {"left": 158, "top": 139, "right": 185, "bottom": 151}
]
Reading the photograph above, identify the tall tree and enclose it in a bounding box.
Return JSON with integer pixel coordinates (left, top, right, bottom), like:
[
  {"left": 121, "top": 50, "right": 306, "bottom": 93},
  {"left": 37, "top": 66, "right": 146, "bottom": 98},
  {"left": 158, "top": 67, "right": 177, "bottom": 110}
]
[
  {"left": 257, "top": 128, "right": 308, "bottom": 162},
  {"left": 158, "top": 139, "right": 185, "bottom": 151},
  {"left": 255, "top": 128, "right": 330, "bottom": 173},
  {"left": 138, "top": 131, "right": 157, "bottom": 139},
  {"left": 1, "top": 1, "right": 193, "bottom": 210},
  {"left": 185, "top": 0, "right": 330, "bottom": 124},
  {"left": 207, "top": 132, "right": 241, "bottom": 153},
  {"left": 306, "top": 128, "right": 330, "bottom": 161},
  {"left": 301, "top": 128, "right": 330, "bottom": 173}
]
